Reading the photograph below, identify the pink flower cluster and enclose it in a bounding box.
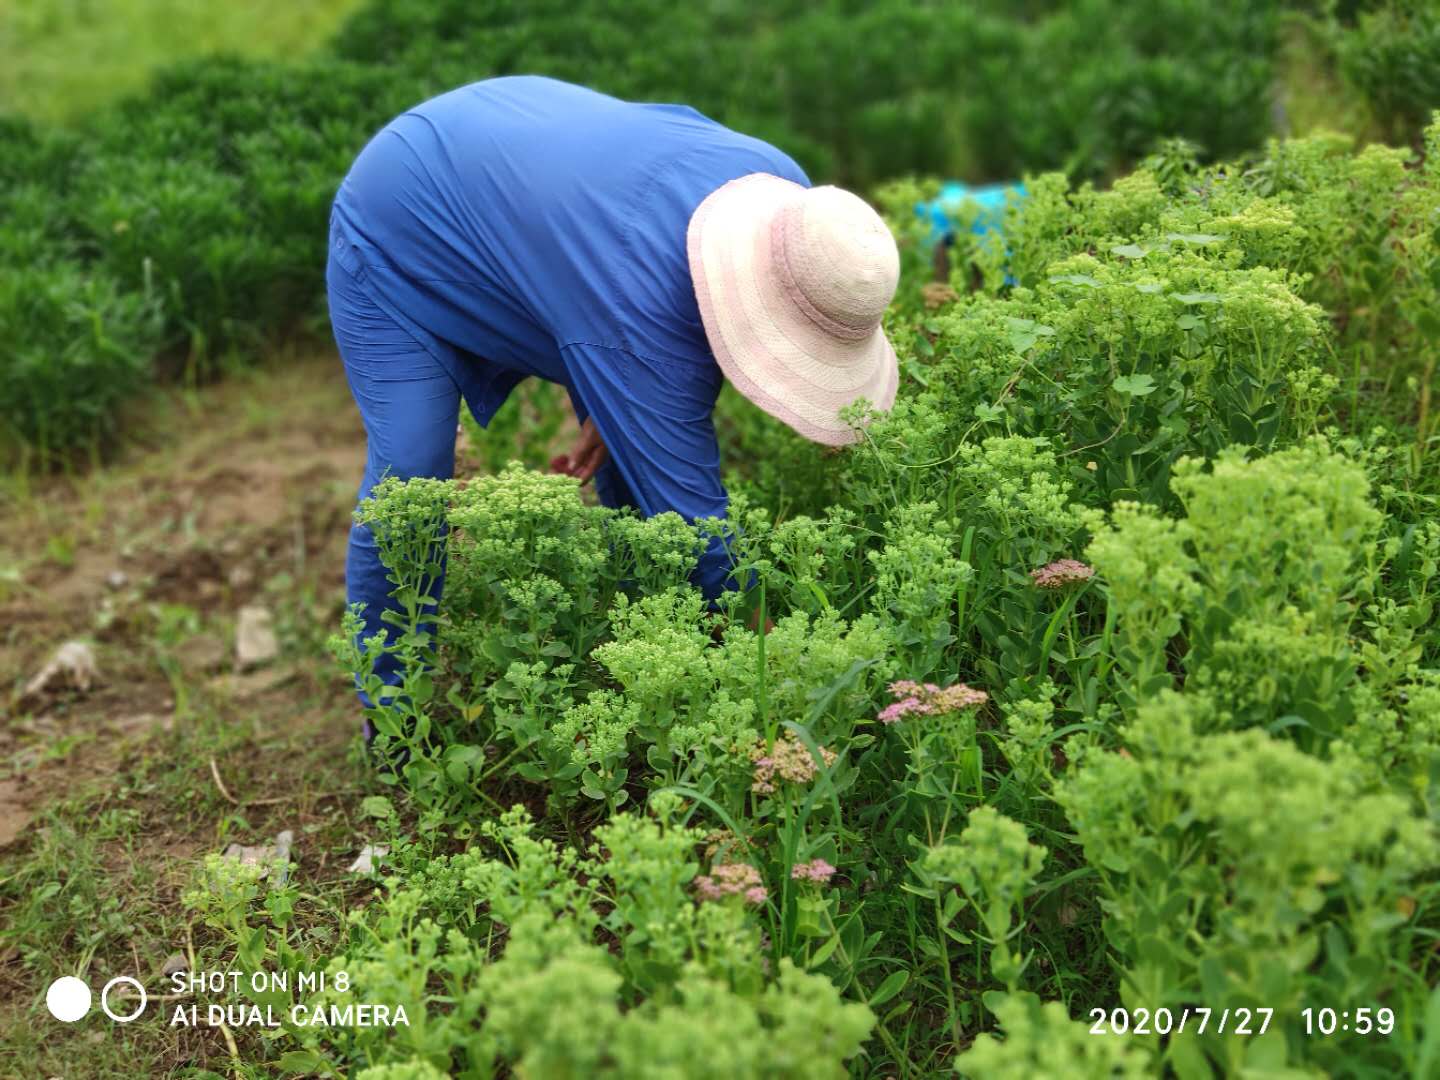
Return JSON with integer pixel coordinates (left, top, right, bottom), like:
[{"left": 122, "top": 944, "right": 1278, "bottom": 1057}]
[
  {"left": 750, "top": 733, "right": 837, "bottom": 795},
  {"left": 695, "top": 862, "right": 768, "bottom": 905},
  {"left": 790, "top": 858, "right": 837, "bottom": 884},
  {"left": 1029, "top": 558, "right": 1095, "bottom": 589},
  {"left": 878, "top": 680, "right": 989, "bottom": 724}
]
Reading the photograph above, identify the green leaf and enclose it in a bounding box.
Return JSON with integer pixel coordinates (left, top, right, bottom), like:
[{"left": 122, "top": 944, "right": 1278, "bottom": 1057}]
[
  {"left": 804, "top": 657, "right": 878, "bottom": 725},
  {"left": 1049, "top": 272, "right": 1101, "bottom": 287},
  {"left": 1165, "top": 232, "right": 1223, "bottom": 245},
  {"left": 1172, "top": 291, "right": 1220, "bottom": 304},
  {"left": 369, "top": 709, "right": 402, "bottom": 737},
  {"left": 1110, "top": 243, "right": 1149, "bottom": 259},
  {"left": 275, "top": 1050, "right": 327, "bottom": 1074},
  {"left": 1005, "top": 316, "right": 1055, "bottom": 354},
  {"left": 1244, "top": 1028, "right": 1289, "bottom": 1070},
  {"left": 941, "top": 890, "right": 965, "bottom": 923},
  {"left": 980, "top": 988, "right": 1012, "bottom": 1017},
  {"left": 1112, "top": 373, "right": 1158, "bottom": 397},
  {"left": 882, "top": 1001, "right": 912, "bottom": 1026},
  {"left": 975, "top": 402, "right": 1005, "bottom": 422},
  {"left": 795, "top": 894, "right": 830, "bottom": 938},
  {"left": 868, "top": 969, "right": 909, "bottom": 1006},
  {"left": 359, "top": 795, "right": 395, "bottom": 820},
  {"left": 903, "top": 359, "right": 931, "bottom": 387},
  {"left": 1166, "top": 1029, "right": 1212, "bottom": 1080},
  {"left": 445, "top": 757, "right": 471, "bottom": 784},
  {"left": 943, "top": 924, "right": 973, "bottom": 945},
  {"left": 1198, "top": 954, "right": 1229, "bottom": 1000},
  {"left": 808, "top": 933, "right": 842, "bottom": 969},
  {"left": 1416, "top": 985, "right": 1440, "bottom": 1080}
]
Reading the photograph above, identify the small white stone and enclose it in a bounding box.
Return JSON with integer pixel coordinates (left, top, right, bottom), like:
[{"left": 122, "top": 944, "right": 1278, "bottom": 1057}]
[
  {"left": 347, "top": 845, "right": 389, "bottom": 874},
  {"left": 21, "top": 641, "right": 99, "bottom": 703},
  {"left": 234, "top": 606, "right": 279, "bottom": 669},
  {"left": 271, "top": 830, "right": 295, "bottom": 886}
]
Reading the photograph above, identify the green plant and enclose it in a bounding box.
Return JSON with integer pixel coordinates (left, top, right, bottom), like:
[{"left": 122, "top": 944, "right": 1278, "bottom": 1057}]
[
  {"left": 273, "top": 804, "right": 875, "bottom": 1077},
  {"left": 1323, "top": 0, "right": 1440, "bottom": 145},
  {"left": 302, "top": 98, "right": 1440, "bottom": 1080},
  {"left": 953, "top": 992, "right": 1154, "bottom": 1079},
  {"left": 1058, "top": 692, "right": 1438, "bottom": 1077},
  {"left": 921, "top": 807, "right": 1046, "bottom": 993}
]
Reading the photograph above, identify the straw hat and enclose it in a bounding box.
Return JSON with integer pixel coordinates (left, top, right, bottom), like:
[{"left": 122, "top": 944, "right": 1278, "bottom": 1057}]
[{"left": 687, "top": 175, "right": 900, "bottom": 446}]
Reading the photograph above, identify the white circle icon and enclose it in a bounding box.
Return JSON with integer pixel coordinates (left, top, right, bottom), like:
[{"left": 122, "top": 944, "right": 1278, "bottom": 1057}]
[
  {"left": 46, "top": 976, "right": 92, "bottom": 1022},
  {"left": 100, "top": 976, "right": 147, "bottom": 1023}
]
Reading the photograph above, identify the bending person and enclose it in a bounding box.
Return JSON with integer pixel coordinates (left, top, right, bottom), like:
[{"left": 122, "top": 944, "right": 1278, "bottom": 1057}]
[{"left": 328, "top": 76, "right": 900, "bottom": 732}]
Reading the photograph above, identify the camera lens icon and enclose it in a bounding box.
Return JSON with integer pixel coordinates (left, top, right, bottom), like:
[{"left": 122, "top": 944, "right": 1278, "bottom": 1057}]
[
  {"left": 46, "top": 975, "right": 147, "bottom": 1023},
  {"left": 46, "top": 976, "right": 92, "bottom": 1022},
  {"left": 101, "top": 977, "right": 147, "bottom": 1022}
]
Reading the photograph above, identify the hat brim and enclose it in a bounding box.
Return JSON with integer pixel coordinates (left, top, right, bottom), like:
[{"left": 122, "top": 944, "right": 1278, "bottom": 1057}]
[{"left": 688, "top": 173, "right": 899, "bottom": 447}]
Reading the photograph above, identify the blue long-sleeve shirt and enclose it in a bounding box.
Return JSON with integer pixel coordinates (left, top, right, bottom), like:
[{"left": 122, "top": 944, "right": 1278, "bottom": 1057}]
[{"left": 329, "top": 76, "right": 811, "bottom": 599}]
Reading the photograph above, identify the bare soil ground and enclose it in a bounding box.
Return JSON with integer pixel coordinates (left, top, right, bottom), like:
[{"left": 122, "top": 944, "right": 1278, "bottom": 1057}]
[
  {"left": 0, "top": 348, "right": 385, "bottom": 1076},
  {"left": 2, "top": 348, "right": 365, "bottom": 834}
]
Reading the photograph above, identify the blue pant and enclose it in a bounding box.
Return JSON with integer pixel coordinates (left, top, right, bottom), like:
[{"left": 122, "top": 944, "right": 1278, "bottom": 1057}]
[{"left": 327, "top": 249, "right": 637, "bottom": 717}]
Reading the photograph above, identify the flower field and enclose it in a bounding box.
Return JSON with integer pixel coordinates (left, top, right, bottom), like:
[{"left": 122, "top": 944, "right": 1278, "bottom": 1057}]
[{"left": 2, "top": 1, "right": 1439, "bottom": 1078}]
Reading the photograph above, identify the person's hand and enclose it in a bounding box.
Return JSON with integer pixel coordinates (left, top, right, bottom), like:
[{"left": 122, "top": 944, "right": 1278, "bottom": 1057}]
[{"left": 550, "top": 418, "right": 608, "bottom": 484}]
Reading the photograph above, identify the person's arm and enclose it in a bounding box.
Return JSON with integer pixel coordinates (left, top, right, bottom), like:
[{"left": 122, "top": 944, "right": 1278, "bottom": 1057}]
[{"left": 560, "top": 342, "right": 733, "bottom": 600}]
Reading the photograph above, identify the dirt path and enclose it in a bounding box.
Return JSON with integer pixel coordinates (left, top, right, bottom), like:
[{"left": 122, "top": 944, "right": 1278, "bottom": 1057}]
[
  {"left": 0, "top": 348, "right": 393, "bottom": 1075},
  {"left": 1, "top": 348, "right": 368, "bottom": 843}
]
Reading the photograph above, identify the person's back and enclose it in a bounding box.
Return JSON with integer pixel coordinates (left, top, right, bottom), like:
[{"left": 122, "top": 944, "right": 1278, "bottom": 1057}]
[{"left": 332, "top": 75, "right": 808, "bottom": 365}]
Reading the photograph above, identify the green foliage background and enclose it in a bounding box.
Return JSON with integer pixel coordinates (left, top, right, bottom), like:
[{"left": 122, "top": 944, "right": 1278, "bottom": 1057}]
[
  {"left": 3, "top": 0, "right": 1436, "bottom": 463},
  {"left": 0, "top": 0, "right": 365, "bottom": 121},
  {"left": 0, "top": 0, "right": 1355, "bottom": 462}
]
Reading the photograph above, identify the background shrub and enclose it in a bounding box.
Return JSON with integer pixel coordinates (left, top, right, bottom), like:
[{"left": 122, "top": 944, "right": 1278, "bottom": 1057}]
[{"left": 1, "top": 0, "right": 1297, "bottom": 463}]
